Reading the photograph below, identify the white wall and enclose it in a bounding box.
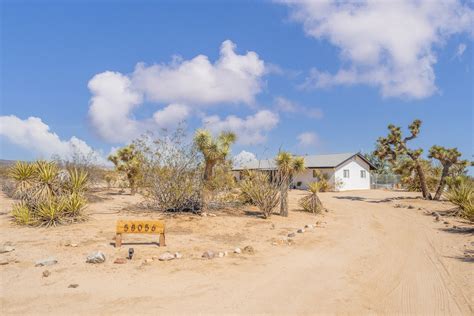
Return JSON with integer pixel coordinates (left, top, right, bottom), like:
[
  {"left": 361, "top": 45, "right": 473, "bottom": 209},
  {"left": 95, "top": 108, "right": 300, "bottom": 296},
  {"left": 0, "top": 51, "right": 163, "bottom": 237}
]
[
  {"left": 293, "top": 168, "right": 335, "bottom": 190},
  {"left": 334, "top": 155, "right": 371, "bottom": 191}
]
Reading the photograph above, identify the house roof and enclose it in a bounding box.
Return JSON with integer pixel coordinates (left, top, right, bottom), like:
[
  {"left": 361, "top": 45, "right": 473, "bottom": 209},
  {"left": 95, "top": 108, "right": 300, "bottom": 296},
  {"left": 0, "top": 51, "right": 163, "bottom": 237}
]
[{"left": 232, "top": 152, "right": 376, "bottom": 171}]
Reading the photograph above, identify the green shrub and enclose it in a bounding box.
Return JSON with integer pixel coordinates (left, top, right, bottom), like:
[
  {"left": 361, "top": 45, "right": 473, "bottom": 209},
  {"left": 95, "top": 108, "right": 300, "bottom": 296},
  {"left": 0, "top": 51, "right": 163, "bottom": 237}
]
[
  {"left": 446, "top": 177, "right": 474, "bottom": 221},
  {"left": 8, "top": 161, "right": 89, "bottom": 227}
]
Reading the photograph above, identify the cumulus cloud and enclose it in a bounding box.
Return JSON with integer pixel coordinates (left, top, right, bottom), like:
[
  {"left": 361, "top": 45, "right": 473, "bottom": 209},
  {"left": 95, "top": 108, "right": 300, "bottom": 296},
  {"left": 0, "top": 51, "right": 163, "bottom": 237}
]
[
  {"left": 297, "top": 132, "right": 320, "bottom": 147},
  {"left": 233, "top": 150, "right": 258, "bottom": 167},
  {"left": 202, "top": 110, "right": 279, "bottom": 145},
  {"left": 88, "top": 40, "right": 266, "bottom": 143},
  {"left": 153, "top": 104, "right": 190, "bottom": 129},
  {"left": 0, "top": 115, "right": 106, "bottom": 163},
  {"left": 281, "top": 0, "right": 474, "bottom": 99},
  {"left": 274, "top": 96, "right": 323, "bottom": 119}
]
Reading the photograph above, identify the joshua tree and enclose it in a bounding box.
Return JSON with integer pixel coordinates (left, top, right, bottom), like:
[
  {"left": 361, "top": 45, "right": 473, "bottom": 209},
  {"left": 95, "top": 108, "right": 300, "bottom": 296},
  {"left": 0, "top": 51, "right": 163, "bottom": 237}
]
[
  {"left": 374, "top": 119, "right": 432, "bottom": 200},
  {"left": 193, "top": 129, "right": 237, "bottom": 181},
  {"left": 275, "top": 151, "right": 305, "bottom": 217},
  {"left": 108, "top": 144, "right": 142, "bottom": 195},
  {"left": 428, "top": 146, "right": 468, "bottom": 200}
]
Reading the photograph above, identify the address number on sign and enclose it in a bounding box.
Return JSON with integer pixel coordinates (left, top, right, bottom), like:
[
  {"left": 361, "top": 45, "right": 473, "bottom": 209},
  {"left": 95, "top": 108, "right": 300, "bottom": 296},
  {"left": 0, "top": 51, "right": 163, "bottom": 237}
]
[{"left": 116, "top": 220, "right": 165, "bottom": 234}]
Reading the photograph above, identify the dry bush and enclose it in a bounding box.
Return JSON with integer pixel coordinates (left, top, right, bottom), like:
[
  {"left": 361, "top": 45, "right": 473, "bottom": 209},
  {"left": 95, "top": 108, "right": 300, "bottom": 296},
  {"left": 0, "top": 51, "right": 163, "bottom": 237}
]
[
  {"left": 135, "top": 129, "right": 203, "bottom": 212},
  {"left": 9, "top": 161, "right": 89, "bottom": 227},
  {"left": 299, "top": 182, "right": 324, "bottom": 214},
  {"left": 446, "top": 176, "right": 474, "bottom": 221},
  {"left": 239, "top": 170, "right": 280, "bottom": 219}
]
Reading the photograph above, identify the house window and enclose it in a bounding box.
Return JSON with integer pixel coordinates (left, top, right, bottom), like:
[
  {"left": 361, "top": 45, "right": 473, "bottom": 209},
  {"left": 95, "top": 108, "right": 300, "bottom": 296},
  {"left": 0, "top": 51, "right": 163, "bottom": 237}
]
[
  {"left": 360, "top": 170, "right": 366, "bottom": 178},
  {"left": 343, "top": 169, "right": 350, "bottom": 178}
]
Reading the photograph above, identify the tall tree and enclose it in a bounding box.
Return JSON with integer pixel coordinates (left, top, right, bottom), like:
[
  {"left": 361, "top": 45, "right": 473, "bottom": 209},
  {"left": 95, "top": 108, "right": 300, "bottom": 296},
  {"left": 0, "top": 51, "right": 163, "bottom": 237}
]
[
  {"left": 275, "top": 151, "right": 305, "bottom": 217},
  {"left": 374, "top": 119, "right": 432, "bottom": 200},
  {"left": 193, "top": 129, "right": 237, "bottom": 181},
  {"left": 428, "top": 146, "right": 468, "bottom": 200},
  {"left": 108, "top": 144, "right": 142, "bottom": 195}
]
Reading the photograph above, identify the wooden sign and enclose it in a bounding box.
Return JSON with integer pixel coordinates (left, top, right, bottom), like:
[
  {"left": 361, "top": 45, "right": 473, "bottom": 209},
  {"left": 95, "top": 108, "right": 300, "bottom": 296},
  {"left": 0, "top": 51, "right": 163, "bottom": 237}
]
[{"left": 115, "top": 220, "right": 166, "bottom": 248}]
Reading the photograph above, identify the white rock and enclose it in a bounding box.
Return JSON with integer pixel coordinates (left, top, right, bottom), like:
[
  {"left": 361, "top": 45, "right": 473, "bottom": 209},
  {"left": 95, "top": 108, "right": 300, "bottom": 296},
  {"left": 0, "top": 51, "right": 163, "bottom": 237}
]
[
  {"left": 86, "top": 251, "right": 106, "bottom": 264},
  {"left": 297, "top": 228, "right": 305, "bottom": 233},
  {"left": 0, "top": 245, "right": 15, "bottom": 253},
  {"left": 202, "top": 251, "right": 215, "bottom": 259},
  {"left": 158, "top": 252, "right": 175, "bottom": 261},
  {"left": 174, "top": 252, "right": 183, "bottom": 259},
  {"left": 234, "top": 248, "right": 241, "bottom": 254},
  {"left": 304, "top": 224, "right": 314, "bottom": 229},
  {"left": 35, "top": 257, "right": 58, "bottom": 267},
  {"left": 218, "top": 252, "right": 225, "bottom": 258}
]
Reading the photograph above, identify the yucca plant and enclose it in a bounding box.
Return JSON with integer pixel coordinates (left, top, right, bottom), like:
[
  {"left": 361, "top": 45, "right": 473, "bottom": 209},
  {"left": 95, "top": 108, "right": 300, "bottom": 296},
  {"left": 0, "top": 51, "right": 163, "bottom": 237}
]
[
  {"left": 446, "top": 177, "right": 474, "bottom": 221},
  {"left": 66, "top": 168, "right": 89, "bottom": 194},
  {"left": 275, "top": 151, "right": 305, "bottom": 217},
  {"left": 36, "top": 197, "right": 67, "bottom": 227},
  {"left": 9, "top": 161, "right": 36, "bottom": 197},
  {"left": 11, "top": 202, "right": 36, "bottom": 225},
  {"left": 63, "top": 193, "right": 87, "bottom": 219},
  {"left": 33, "top": 161, "right": 60, "bottom": 200},
  {"left": 298, "top": 182, "right": 324, "bottom": 214}
]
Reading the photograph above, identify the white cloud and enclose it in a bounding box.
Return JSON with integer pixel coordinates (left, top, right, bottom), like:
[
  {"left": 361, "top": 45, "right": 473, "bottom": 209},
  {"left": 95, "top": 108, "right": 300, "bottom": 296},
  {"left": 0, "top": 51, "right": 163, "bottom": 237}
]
[
  {"left": 455, "top": 43, "right": 467, "bottom": 59},
  {"left": 233, "top": 150, "right": 258, "bottom": 167},
  {"left": 274, "top": 96, "right": 323, "bottom": 119},
  {"left": 153, "top": 103, "right": 190, "bottom": 129},
  {"left": 88, "top": 40, "right": 266, "bottom": 143},
  {"left": 133, "top": 40, "right": 265, "bottom": 105},
  {"left": 297, "top": 132, "right": 320, "bottom": 147},
  {"left": 281, "top": 0, "right": 474, "bottom": 99},
  {"left": 202, "top": 110, "right": 279, "bottom": 145},
  {"left": 0, "top": 115, "right": 106, "bottom": 164}
]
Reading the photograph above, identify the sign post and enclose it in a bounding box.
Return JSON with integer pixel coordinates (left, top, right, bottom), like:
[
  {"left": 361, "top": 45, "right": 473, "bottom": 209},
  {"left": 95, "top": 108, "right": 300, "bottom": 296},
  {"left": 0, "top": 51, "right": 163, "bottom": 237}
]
[{"left": 115, "top": 220, "right": 166, "bottom": 248}]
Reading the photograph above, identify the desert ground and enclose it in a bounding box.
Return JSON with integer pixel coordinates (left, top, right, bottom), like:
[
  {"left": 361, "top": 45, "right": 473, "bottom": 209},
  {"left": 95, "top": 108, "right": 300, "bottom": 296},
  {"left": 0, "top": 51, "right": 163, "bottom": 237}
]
[{"left": 0, "top": 189, "right": 472, "bottom": 315}]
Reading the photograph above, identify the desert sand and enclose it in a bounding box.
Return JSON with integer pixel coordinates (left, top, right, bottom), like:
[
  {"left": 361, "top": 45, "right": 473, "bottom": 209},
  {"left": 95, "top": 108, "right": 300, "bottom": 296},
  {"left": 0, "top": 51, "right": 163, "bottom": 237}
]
[{"left": 0, "top": 189, "right": 472, "bottom": 315}]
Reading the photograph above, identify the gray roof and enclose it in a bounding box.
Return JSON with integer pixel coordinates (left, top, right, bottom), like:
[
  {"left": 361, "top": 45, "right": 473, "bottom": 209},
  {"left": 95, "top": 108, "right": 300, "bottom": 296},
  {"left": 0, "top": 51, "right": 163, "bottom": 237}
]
[{"left": 233, "top": 152, "right": 374, "bottom": 171}]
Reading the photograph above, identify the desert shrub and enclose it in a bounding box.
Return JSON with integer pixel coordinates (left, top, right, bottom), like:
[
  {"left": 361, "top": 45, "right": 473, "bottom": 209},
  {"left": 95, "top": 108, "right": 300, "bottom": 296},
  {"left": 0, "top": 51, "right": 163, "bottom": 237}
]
[
  {"left": 240, "top": 170, "right": 280, "bottom": 219},
  {"left": 312, "top": 170, "right": 332, "bottom": 192},
  {"left": 446, "top": 177, "right": 474, "bottom": 221},
  {"left": 8, "top": 161, "right": 89, "bottom": 227},
  {"left": 108, "top": 144, "right": 143, "bottom": 195},
  {"left": 298, "top": 182, "right": 324, "bottom": 214},
  {"left": 135, "top": 129, "right": 203, "bottom": 212}
]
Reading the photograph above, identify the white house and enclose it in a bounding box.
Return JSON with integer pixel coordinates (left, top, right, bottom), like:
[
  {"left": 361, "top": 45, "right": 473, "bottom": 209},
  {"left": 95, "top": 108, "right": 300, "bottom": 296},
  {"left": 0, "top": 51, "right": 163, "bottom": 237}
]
[{"left": 232, "top": 152, "right": 376, "bottom": 191}]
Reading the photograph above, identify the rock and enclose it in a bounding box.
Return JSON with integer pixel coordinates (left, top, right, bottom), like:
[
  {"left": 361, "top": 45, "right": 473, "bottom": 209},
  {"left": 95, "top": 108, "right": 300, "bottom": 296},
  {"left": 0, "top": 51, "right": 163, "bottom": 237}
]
[
  {"left": 243, "top": 246, "right": 255, "bottom": 254},
  {"left": 443, "top": 221, "right": 450, "bottom": 224},
  {"left": 0, "top": 245, "right": 15, "bottom": 253},
  {"left": 144, "top": 258, "right": 153, "bottom": 264},
  {"left": 69, "top": 243, "right": 78, "bottom": 248},
  {"left": 208, "top": 213, "right": 216, "bottom": 217},
  {"left": 86, "top": 251, "right": 106, "bottom": 264},
  {"left": 304, "top": 224, "right": 314, "bottom": 229},
  {"left": 224, "top": 251, "right": 228, "bottom": 256},
  {"left": 418, "top": 207, "right": 423, "bottom": 210},
  {"left": 0, "top": 259, "right": 9, "bottom": 265},
  {"left": 68, "top": 284, "right": 79, "bottom": 288},
  {"left": 297, "top": 228, "right": 305, "bottom": 233},
  {"left": 114, "top": 258, "right": 127, "bottom": 264},
  {"left": 435, "top": 216, "right": 440, "bottom": 221},
  {"left": 288, "top": 232, "right": 296, "bottom": 238},
  {"left": 63, "top": 240, "right": 72, "bottom": 247},
  {"left": 202, "top": 251, "right": 215, "bottom": 259},
  {"left": 42, "top": 270, "right": 50, "bottom": 277},
  {"left": 201, "top": 212, "right": 208, "bottom": 217},
  {"left": 35, "top": 258, "right": 58, "bottom": 267},
  {"left": 407, "top": 205, "right": 414, "bottom": 209},
  {"left": 218, "top": 252, "right": 225, "bottom": 258},
  {"left": 174, "top": 252, "right": 183, "bottom": 259},
  {"left": 158, "top": 252, "right": 175, "bottom": 261},
  {"left": 234, "top": 248, "right": 241, "bottom": 254}
]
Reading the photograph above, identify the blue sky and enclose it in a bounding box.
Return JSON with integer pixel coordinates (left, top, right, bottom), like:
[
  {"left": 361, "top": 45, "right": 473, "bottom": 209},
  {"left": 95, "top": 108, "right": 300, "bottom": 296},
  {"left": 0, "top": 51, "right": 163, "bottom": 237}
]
[{"left": 1, "top": 0, "right": 473, "bottom": 166}]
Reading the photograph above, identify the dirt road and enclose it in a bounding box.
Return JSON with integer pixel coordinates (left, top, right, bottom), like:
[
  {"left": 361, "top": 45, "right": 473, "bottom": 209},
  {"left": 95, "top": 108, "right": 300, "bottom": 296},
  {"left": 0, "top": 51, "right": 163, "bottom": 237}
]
[{"left": 1, "top": 190, "right": 472, "bottom": 315}]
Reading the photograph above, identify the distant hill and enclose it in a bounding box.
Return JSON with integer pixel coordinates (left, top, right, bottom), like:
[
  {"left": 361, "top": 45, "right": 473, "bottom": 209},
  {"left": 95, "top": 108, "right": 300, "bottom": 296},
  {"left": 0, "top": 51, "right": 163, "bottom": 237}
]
[{"left": 0, "top": 159, "right": 17, "bottom": 167}]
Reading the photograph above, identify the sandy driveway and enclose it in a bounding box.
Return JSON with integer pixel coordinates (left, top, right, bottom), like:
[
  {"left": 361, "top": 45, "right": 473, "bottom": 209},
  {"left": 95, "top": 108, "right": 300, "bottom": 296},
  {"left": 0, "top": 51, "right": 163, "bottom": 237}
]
[{"left": 1, "top": 189, "right": 472, "bottom": 315}]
